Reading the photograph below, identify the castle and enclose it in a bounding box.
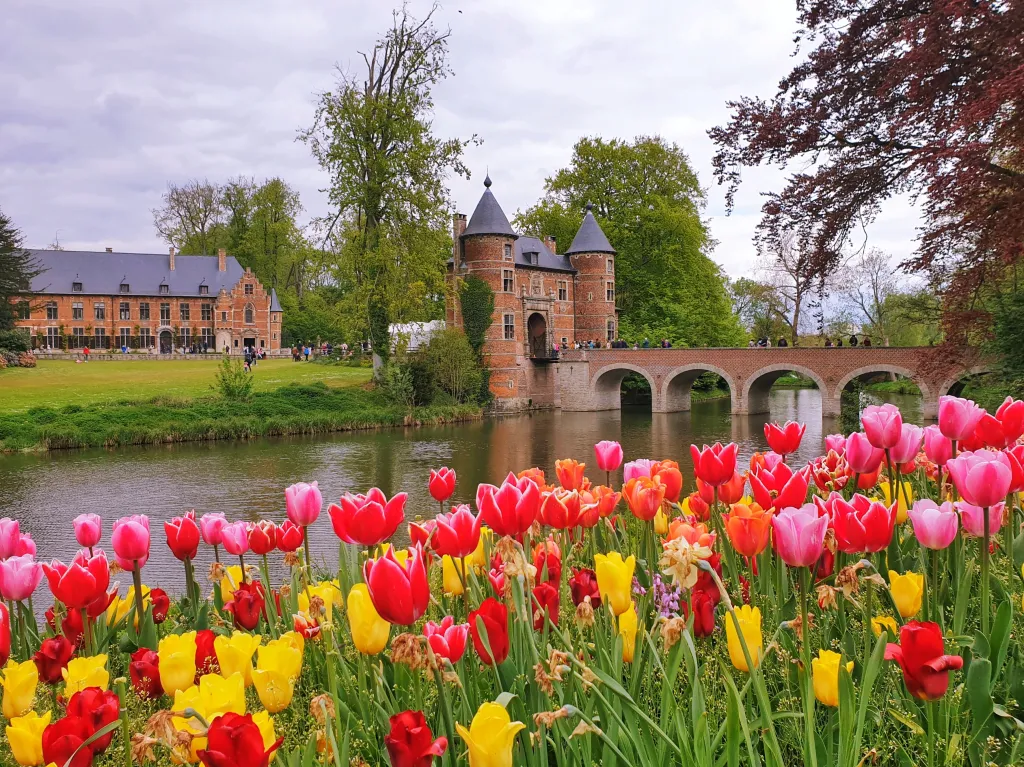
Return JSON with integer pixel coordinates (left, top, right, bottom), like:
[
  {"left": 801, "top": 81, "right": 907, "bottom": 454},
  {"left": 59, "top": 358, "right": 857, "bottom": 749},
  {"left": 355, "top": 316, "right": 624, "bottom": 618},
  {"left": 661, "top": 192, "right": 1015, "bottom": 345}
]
[{"left": 447, "top": 176, "right": 618, "bottom": 409}]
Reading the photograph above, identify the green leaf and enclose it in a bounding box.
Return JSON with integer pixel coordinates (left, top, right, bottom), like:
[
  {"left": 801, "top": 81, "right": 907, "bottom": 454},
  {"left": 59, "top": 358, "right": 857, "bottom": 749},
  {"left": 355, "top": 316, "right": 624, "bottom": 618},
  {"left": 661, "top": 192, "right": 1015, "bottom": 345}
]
[
  {"left": 953, "top": 565, "right": 974, "bottom": 636},
  {"left": 965, "top": 657, "right": 994, "bottom": 766},
  {"left": 887, "top": 707, "right": 925, "bottom": 736},
  {"left": 989, "top": 599, "right": 1012, "bottom": 684},
  {"left": 495, "top": 691, "right": 518, "bottom": 709}
]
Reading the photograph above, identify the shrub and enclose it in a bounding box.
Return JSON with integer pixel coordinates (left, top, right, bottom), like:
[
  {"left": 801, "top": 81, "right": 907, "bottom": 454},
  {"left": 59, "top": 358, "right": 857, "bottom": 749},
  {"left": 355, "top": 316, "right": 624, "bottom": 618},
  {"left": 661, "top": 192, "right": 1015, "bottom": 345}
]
[
  {"left": 214, "top": 353, "right": 254, "bottom": 401},
  {"left": 407, "top": 351, "right": 436, "bottom": 406},
  {"left": 375, "top": 361, "right": 416, "bottom": 410},
  {"left": 426, "top": 329, "right": 482, "bottom": 404},
  {"left": 0, "top": 328, "right": 30, "bottom": 352}
]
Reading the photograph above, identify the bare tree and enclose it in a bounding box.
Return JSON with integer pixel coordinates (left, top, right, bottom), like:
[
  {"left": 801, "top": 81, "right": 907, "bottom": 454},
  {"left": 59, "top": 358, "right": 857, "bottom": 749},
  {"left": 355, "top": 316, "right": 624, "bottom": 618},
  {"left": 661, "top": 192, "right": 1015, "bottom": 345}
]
[
  {"left": 837, "top": 247, "right": 900, "bottom": 345},
  {"left": 758, "top": 233, "right": 819, "bottom": 346},
  {"left": 152, "top": 179, "right": 224, "bottom": 254}
]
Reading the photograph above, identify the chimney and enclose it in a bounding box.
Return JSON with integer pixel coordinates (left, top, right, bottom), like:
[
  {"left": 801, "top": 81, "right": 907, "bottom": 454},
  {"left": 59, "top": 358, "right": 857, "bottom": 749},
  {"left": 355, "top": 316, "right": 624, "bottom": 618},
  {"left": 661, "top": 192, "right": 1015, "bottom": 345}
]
[
  {"left": 452, "top": 213, "right": 467, "bottom": 266},
  {"left": 169, "top": 246, "right": 175, "bottom": 271},
  {"left": 217, "top": 247, "right": 226, "bottom": 272},
  {"left": 544, "top": 235, "right": 556, "bottom": 254},
  {"left": 105, "top": 247, "right": 113, "bottom": 253}
]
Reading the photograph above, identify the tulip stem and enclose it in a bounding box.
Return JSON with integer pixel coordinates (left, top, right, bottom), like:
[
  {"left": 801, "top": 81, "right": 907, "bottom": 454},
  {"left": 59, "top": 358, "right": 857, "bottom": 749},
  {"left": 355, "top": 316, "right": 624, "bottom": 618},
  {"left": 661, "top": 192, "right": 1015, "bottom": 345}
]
[
  {"left": 981, "top": 506, "right": 991, "bottom": 636},
  {"left": 799, "top": 567, "right": 818, "bottom": 767},
  {"left": 302, "top": 527, "right": 312, "bottom": 589},
  {"left": 17, "top": 600, "right": 30, "bottom": 661},
  {"left": 213, "top": 543, "right": 221, "bottom": 564},
  {"left": 1005, "top": 493, "right": 1015, "bottom": 591},
  {"left": 926, "top": 699, "right": 936, "bottom": 767},
  {"left": 131, "top": 562, "right": 146, "bottom": 640},
  {"left": 862, "top": 576, "right": 873, "bottom": 668},
  {"left": 460, "top": 555, "right": 470, "bottom": 619},
  {"left": 931, "top": 548, "right": 941, "bottom": 629},
  {"left": 238, "top": 554, "right": 247, "bottom": 583}
]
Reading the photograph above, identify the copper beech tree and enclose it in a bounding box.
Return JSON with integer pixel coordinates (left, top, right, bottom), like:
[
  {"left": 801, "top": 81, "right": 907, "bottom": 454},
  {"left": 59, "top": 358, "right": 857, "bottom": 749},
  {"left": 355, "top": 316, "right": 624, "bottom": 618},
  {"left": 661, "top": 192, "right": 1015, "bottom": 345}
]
[{"left": 709, "top": 0, "right": 1024, "bottom": 337}]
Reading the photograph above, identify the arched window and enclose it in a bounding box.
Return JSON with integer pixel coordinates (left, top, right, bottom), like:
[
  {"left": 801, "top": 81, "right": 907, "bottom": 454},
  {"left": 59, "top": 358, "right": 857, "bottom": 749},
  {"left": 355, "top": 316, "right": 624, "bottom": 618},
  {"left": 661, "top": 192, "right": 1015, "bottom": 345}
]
[{"left": 244, "top": 304, "right": 254, "bottom": 324}]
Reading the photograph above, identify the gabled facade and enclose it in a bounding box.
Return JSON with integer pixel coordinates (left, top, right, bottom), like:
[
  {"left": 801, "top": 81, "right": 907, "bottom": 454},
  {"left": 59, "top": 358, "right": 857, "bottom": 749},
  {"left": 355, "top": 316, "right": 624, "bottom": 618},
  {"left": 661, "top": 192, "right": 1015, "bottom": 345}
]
[
  {"left": 447, "top": 176, "right": 618, "bottom": 408},
  {"left": 12, "top": 247, "right": 282, "bottom": 354}
]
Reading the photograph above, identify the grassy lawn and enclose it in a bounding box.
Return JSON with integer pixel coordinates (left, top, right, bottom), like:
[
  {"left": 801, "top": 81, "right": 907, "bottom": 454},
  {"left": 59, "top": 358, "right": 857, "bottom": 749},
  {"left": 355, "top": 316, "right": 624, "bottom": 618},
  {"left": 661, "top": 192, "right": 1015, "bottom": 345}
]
[{"left": 0, "top": 358, "right": 373, "bottom": 412}]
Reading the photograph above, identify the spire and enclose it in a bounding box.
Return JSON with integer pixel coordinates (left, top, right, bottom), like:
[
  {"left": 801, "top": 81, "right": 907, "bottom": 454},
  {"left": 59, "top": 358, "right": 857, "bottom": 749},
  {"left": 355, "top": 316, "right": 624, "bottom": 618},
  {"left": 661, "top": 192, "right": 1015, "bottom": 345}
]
[
  {"left": 566, "top": 203, "right": 616, "bottom": 255},
  {"left": 462, "top": 175, "right": 517, "bottom": 238}
]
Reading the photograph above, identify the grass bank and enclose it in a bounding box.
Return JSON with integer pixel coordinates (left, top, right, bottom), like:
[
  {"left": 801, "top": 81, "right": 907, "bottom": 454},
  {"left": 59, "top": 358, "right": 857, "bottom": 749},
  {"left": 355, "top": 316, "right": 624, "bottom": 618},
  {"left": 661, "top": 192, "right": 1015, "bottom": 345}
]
[
  {"left": 864, "top": 379, "right": 922, "bottom": 395},
  {"left": 0, "top": 382, "right": 481, "bottom": 452}
]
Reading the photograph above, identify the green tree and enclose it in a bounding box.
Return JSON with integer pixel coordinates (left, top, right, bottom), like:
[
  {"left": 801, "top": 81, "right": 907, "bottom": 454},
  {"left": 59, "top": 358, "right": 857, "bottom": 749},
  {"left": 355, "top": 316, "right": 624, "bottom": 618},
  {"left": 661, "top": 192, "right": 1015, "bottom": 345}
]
[
  {"left": 151, "top": 179, "right": 224, "bottom": 255},
  {"left": 515, "top": 136, "right": 743, "bottom": 347},
  {"left": 731, "top": 277, "right": 788, "bottom": 341},
  {"left": 0, "top": 208, "right": 41, "bottom": 331},
  {"left": 426, "top": 328, "right": 481, "bottom": 404},
  {"left": 299, "top": 3, "right": 473, "bottom": 360}
]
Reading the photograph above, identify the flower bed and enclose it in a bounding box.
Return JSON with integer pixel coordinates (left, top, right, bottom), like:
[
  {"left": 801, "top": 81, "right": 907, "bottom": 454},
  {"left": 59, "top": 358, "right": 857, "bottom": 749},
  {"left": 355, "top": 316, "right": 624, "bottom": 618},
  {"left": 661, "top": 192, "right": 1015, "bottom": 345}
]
[{"left": 1, "top": 397, "right": 1024, "bottom": 766}]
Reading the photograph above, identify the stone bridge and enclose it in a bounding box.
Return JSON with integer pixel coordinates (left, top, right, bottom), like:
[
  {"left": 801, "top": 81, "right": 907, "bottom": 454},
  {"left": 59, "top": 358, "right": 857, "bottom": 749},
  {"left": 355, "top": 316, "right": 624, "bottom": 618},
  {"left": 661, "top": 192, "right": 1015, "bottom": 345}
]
[{"left": 555, "top": 347, "right": 988, "bottom": 420}]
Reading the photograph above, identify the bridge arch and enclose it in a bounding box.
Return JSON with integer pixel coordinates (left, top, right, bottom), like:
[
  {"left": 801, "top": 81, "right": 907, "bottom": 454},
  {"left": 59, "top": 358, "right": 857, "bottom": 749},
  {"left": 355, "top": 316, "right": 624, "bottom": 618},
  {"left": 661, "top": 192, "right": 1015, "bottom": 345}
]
[
  {"left": 661, "top": 363, "right": 736, "bottom": 413},
  {"left": 832, "top": 364, "right": 933, "bottom": 404},
  {"left": 937, "top": 365, "right": 993, "bottom": 398},
  {"left": 743, "top": 363, "right": 828, "bottom": 417},
  {"left": 590, "top": 363, "right": 658, "bottom": 411}
]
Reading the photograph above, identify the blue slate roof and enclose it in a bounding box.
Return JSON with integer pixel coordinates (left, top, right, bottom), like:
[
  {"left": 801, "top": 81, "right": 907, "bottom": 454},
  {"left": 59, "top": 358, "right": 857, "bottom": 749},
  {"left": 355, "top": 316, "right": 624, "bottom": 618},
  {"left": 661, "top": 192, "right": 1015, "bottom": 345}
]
[
  {"left": 515, "top": 236, "right": 574, "bottom": 272},
  {"left": 270, "top": 288, "right": 283, "bottom": 312},
  {"left": 565, "top": 205, "right": 616, "bottom": 255},
  {"left": 461, "top": 176, "right": 517, "bottom": 238},
  {"left": 27, "top": 249, "right": 247, "bottom": 297}
]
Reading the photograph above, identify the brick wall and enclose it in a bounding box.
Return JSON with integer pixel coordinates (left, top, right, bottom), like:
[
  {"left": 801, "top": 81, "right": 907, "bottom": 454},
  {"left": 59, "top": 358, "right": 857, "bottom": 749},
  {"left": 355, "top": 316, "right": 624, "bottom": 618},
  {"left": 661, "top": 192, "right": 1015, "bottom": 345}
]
[{"left": 569, "top": 252, "right": 617, "bottom": 344}]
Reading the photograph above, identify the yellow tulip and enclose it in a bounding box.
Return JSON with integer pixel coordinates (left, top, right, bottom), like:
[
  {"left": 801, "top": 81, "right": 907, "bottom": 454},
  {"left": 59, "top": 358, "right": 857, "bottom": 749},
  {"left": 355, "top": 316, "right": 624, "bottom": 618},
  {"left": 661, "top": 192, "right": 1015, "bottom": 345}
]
[
  {"left": 106, "top": 585, "right": 150, "bottom": 627},
  {"left": 2, "top": 659, "right": 39, "bottom": 719},
  {"left": 199, "top": 671, "right": 246, "bottom": 717},
  {"left": 158, "top": 632, "right": 197, "bottom": 696},
  {"left": 378, "top": 543, "right": 411, "bottom": 567},
  {"left": 347, "top": 584, "right": 390, "bottom": 655},
  {"left": 619, "top": 602, "right": 638, "bottom": 663},
  {"left": 62, "top": 654, "right": 109, "bottom": 695},
  {"left": 888, "top": 570, "right": 924, "bottom": 618},
  {"left": 455, "top": 701, "right": 526, "bottom": 767},
  {"left": 298, "top": 581, "right": 341, "bottom": 623},
  {"left": 594, "top": 552, "right": 636, "bottom": 616},
  {"left": 214, "top": 631, "right": 262, "bottom": 686},
  {"left": 252, "top": 667, "right": 295, "bottom": 713},
  {"left": 277, "top": 629, "right": 305, "bottom": 659},
  {"left": 7, "top": 710, "right": 51, "bottom": 766},
  {"left": 724, "top": 605, "right": 763, "bottom": 672},
  {"left": 251, "top": 710, "right": 277, "bottom": 751},
  {"left": 653, "top": 509, "right": 669, "bottom": 536},
  {"left": 219, "top": 565, "right": 245, "bottom": 602},
  {"left": 443, "top": 555, "right": 467, "bottom": 596},
  {"left": 880, "top": 481, "right": 914, "bottom": 524},
  {"left": 811, "top": 650, "right": 853, "bottom": 708},
  {"left": 871, "top": 615, "right": 899, "bottom": 637},
  {"left": 258, "top": 638, "right": 302, "bottom": 682},
  {"left": 466, "top": 527, "right": 492, "bottom": 570},
  {"left": 171, "top": 686, "right": 206, "bottom": 763}
]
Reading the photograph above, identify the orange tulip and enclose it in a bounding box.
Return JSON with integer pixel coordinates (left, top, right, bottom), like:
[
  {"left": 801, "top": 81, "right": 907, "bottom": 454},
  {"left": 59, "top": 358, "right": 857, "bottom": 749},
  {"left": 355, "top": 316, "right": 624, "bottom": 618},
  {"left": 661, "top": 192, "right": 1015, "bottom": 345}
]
[
  {"left": 723, "top": 503, "right": 774, "bottom": 557},
  {"left": 651, "top": 460, "right": 683, "bottom": 503},
  {"left": 517, "top": 467, "right": 547, "bottom": 490},
  {"left": 665, "top": 518, "right": 716, "bottom": 549},
  {"left": 585, "top": 485, "right": 621, "bottom": 518},
  {"left": 698, "top": 473, "right": 746, "bottom": 505},
  {"left": 554, "top": 459, "right": 586, "bottom": 492},
  {"left": 684, "top": 492, "right": 711, "bottom": 521},
  {"left": 623, "top": 476, "right": 666, "bottom": 521}
]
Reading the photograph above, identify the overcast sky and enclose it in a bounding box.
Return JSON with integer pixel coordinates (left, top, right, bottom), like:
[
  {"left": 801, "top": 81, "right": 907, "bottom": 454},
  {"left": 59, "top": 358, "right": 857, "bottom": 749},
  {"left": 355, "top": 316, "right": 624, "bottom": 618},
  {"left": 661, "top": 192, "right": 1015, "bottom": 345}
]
[{"left": 1, "top": 0, "right": 920, "bottom": 278}]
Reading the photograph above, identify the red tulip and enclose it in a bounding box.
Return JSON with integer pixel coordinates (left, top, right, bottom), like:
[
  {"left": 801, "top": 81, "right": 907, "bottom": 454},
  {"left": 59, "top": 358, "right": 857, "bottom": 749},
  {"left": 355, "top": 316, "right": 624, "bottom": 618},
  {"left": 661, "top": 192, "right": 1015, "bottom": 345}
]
[
  {"left": 685, "top": 589, "right": 716, "bottom": 637},
  {"left": 811, "top": 450, "right": 851, "bottom": 492},
  {"left": 433, "top": 505, "right": 482, "bottom": 558},
  {"left": 487, "top": 566, "right": 506, "bottom": 598},
  {"left": 539, "top": 488, "right": 583, "bottom": 529},
  {"left": 364, "top": 544, "right": 430, "bottom": 625},
  {"left": 749, "top": 462, "right": 810, "bottom": 512},
  {"left": 130, "top": 647, "right": 163, "bottom": 699},
  {"left": 66, "top": 686, "right": 120, "bottom": 753},
  {"left": 885, "top": 621, "right": 964, "bottom": 700},
  {"left": 821, "top": 492, "right": 897, "bottom": 554},
  {"left": 0, "top": 602, "right": 8, "bottom": 667},
  {"left": 42, "top": 715, "right": 94, "bottom": 767},
  {"left": 248, "top": 521, "right": 277, "bottom": 556},
  {"left": 652, "top": 460, "right": 683, "bottom": 503},
  {"left": 226, "top": 581, "right": 265, "bottom": 631},
  {"left": 408, "top": 520, "right": 437, "bottom": 550},
  {"left": 555, "top": 458, "right": 586, "bottom": 491},
  {"left": 86, "top": 588, "right": 118, "bottom": 621},
  {"left": 429, "top": 468, "right": 457, "bottom": 503},
  {"left": 478, "top": 473, "right": 540, "bottom": 537},
  {"left": 197, "top": 712, "right": 283, "bottom": 767},
  {"left": 469, "top": 597, "right": 510, "bottom": 665},
  {"left": 47, "top": 603, "right": 84, "bottom": 646},
  {"left": 195, "top": 629, "right": 219, "bottom": 676},
  {"left": 764, "top": 420, "right": 805, "bottom": 456},
  {"left": 1007, "top": 445, "right": 1024, "bottom": 494},
  {"left": 34, "top": 634, "right": 75, "bottom": 684},
  {"left": 997, "top": 397, "right": 1024, "bottom": 444},
  {"left": 531, "top": 581, "right": 559, "bottom": 630},
  {"left": 532, "top": 541, "right": 561, "bottom": 583},
  {"left": 43, "top": 550, "right": 110, "bottom": 609},
  {"left": 569, "top": 568, "right": 601, "bottom": 608},
  {"left": 164, "top": 510, "right": 200, "bottom": 561},
  {"left": 384, "top": 710, "right": 448, "bottom": 767},
  {"left": 965, "top": 412, "right": 1006, "bottom": 450},
  {"left": 423, "top": 617, "right": 469, "bottom": 664},
  {"left": 690, "top": 442, "right": 739, "bottom": 487},
  {"left": 686, "top": 491, "right": 710, "bottom": 521},
  {"left": 275, "top": 520, "right": 304, "bottom": 552},
  {"left": 329, "top": 488, "right": 408, "bottom": 546},
  {"left": 150, "top": 588, "right": 170, "bottom": 624}
]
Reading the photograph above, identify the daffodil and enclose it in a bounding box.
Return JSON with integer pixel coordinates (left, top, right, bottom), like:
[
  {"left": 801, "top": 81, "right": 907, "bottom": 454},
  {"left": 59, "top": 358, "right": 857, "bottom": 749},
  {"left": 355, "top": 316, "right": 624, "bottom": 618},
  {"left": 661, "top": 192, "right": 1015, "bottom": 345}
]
[
  {"left": 594, "top": 552, "right": 635, "bottom": 616},
  {"left": 1, "top": 659, "right": 38, "bottom": 719},
  {"left": 214, "top": 631, "right": 262, "bottom": 686},
  {"left": 258, "top": 637, "right": 302, "bottom": 682},
  {"left": 724, "top": 605, "right": 763, "bottom": 672},
  {"left": 812, "top": 650, "right": 854, "bottom": 707},
  {"left": 456, "top": 701, "right": 526, "bottom": 767},
  {"left": 888, "top": 570, "right": 924, "bottom": 618},
  {"left": 62, "top": 654, "right": 109, "bottom": 695},
  {"left": 158, "top": 632, "right": 197, "bottom": 695},
  {"left": 619, "top": 602, "right": 638, "bottom": 663},
  {"left": 347, "top": 583, "right": 390, "bottom": 655},
  {"left": 6, "top": 710, "right": 51, "bottom": 766}
]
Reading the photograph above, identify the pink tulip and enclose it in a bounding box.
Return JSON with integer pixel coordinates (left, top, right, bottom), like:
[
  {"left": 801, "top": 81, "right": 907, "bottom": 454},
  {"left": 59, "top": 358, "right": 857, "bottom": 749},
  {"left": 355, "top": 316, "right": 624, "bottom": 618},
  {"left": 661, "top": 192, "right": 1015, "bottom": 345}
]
[
  {"left": 956, "top": 501, "right": 1005, "bottom": 538},
  {"left": 594, "top": 441, "right": 624, "bottom": 472},
  {"left": 938, "top": 395, "right": 985, "bottom": 442},
  {"left": 0, "top": 518, "right": 20, "bottom": 560},
  {"left": 73, "top": 513, "right": 103, "bottom": 549},
  {"left": 908, "top": 500, "right": 959, "bottom": 549},
  {"left": 220, "top": 521, "right": 250, "bottom": 556},
  {"left": 946, "top": 450, "right": 1012, "bottom": 508},
  {"left": 623, "top": 459, "right": 654, "bottom": 483},
  {"left": 285, "top": 481, "right": 323, "bottom": 526},
  {"left": 861, "top": 403, "right": 904, "bottom": 450},
  {"left": 845, "top": 432, "right": 884, "bottom": 474},
  {"left": 771, "top": 504, "right": 829, "bottom": 568},
  {"left": 890, "top": 423, "right": 923, "bottom": 465},
  {"left": 825, "top": 434, "right": 847, "bottom": 455},
  {"left": 14, "top": 534, "right": 35, "bottom": 557},
  {"left": 922, "top": 425, "right": 953, "bottom": 467},
  {"left": 997, "top": 397, "right": 1024, "bottom": 445},
  {"left": 423, "top": 616, "right": 469, "bottom": 664},
  {"left": 0, "top": 554, "right": 43, "bottom": 601},
  {"left": 199, "top": 512, "right": 228, "bottom": 546},
  {"left": 328, "top": 488, "right": 408, "bottom": 547},
  {"left": 111, "top": 515, "right": 151, "bottom": 569}
]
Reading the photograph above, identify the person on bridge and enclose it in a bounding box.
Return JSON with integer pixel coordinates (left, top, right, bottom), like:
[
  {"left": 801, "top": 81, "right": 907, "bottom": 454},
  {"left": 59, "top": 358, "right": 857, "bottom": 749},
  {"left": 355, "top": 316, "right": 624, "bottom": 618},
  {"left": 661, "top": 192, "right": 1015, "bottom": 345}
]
[
  {"left": 836, "top": 338, "right": 844, "bottom": 347},
  {"left": 863, "top": 337, "right": 872, "bottom": 347},
  {"left": 824, "top": 338, "right": 833, "bottom": 347},
  {"left": 849, "top": 334, "right": 859, "bottom": 347},
  {"left": 642, "top": 338, "right": 650, "bottom": 348},
  {"left": 777, "top": 337, "right": 788, "bottom": 347}
]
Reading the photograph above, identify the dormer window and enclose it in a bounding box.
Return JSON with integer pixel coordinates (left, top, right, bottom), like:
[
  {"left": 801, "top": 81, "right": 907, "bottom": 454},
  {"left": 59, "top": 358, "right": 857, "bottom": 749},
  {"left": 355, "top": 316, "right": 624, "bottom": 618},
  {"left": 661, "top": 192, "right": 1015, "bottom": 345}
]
[
  {"left": 199, "top": 285, "right": 209, "bottom": 295},
  {"left": 72, "top": 282, "right": 83, "bottom": 292},
  {"left": 159, "top": 284, "right": 169, "bottom": 295},
  {"left": 120, "top": 283, "right": 130, "bottom": 293},
  {"left": 526, "top": 251, "right": 539, "bottom": 266},
  {"left": 244, "top": 284, "right": 254, "bottom": 295}
]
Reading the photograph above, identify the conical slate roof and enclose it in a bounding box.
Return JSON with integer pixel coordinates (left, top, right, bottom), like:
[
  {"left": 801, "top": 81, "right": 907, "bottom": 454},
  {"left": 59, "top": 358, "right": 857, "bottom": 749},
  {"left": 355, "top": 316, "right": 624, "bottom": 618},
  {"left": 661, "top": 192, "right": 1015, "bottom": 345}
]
[
  {"left": 565, "top": 203, "right": 616, "bottom": 255},
  {"left": 462, "top": 175, "right": 517, "bottom": 239}
]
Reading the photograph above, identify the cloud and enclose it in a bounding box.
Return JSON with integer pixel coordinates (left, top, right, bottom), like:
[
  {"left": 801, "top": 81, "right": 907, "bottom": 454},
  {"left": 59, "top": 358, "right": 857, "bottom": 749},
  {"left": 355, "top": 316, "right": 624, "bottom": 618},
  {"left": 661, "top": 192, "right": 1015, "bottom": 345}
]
[{"left": 1, "top": 0, "right": 921, "bottom": 275}]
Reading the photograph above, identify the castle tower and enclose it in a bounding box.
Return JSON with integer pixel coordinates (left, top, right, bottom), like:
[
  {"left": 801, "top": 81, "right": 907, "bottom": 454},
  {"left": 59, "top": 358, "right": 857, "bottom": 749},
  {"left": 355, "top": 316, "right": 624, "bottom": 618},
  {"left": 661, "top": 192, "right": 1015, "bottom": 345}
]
[
  {"left": 567, "top": 203, "right": 617, "bottom": 343},
  {"left": 458, "top": 176, "right": 525, "bottom": 402}
]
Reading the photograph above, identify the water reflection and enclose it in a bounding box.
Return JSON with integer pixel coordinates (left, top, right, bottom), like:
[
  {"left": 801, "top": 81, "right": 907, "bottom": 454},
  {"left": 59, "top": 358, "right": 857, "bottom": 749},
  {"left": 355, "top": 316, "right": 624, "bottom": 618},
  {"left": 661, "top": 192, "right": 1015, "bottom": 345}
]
[{"left": 0, "top": 389, "right": 923, "bottom": 598}]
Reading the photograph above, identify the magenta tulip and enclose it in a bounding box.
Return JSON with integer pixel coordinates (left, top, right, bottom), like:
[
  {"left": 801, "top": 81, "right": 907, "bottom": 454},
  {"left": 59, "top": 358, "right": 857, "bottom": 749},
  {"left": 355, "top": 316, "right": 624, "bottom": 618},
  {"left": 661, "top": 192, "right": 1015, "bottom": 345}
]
[
  {"left": 111, "top": 515, "right": 151, "bottom": 569},
  {"left": 0, "top": 602, "right": 8, "bottom": 667},
  {"left": 0, "top": 518, "right": 20, "bottom": 560},
  {"left": 14, "top": 534, "right": 35, "bottom": 557},
  {"left": 43, "top": 549, "right": 110, "bottom": 609},
  {"left": 0, "top": 554, "right": 43, "bottom": 601},
  {"left": 477, "top": 473, "right": 540, "bottom": 538},
  {"left": 922, "top": 425, "right": 953, "bottom": 467},
  {"left": 771, "top": 504, "right": 829, "bottom": 568},
  {"left": 328, "top": 488, "right": 408, "bottom": 546},
  {"left": 845, "top": 432, "right": 884, "bottom": 474},
  {"left": 220, "top": 521, "right": 250, "bottom": 556},
  {"left": 623, "top": 459, "right": 654, "bottom": 483},
  {"left": 594, "top": 441, "right": 624, "bottom": 472},
  {"left": 199, "top": 512, "right": 228, "bottom": 546},
  {"left": 363, "top": 544, "right": 430, "bottom": 625},
  {"left": 285, "top": 481, "right": 323, "bottom": 527},
  {"left": 957, "top": 501, "right": 1005, "bottom": 538},
  {"left": 890, "top": 423, "right": 923, "bottom": 465},
  {"left": 764, "top": 421, "right": 806, "bottom": 456},
  {"left": 690, "top": 442, "right": 739, "bottom": 487},
  {"left": 908, "top": 500, "right": 959, "bottom": 549},
  {"left": 946, "top": 449, "right": 1012, "bottom": 508},
  {"left": 428, "top": 468, "right": 457, "bottom": 504},
  {"left": 824, "top": 434, "right": 847, "bottom": 455},
  {"left": 433, "top": 505, "right": 482, "bottom": 559},
  {"left": 938, "top": 395, "right": 985, "bottom": 442},
  {"left": 861, "top": 403, "right": 903, "bottom": 450},
  {"left": 73, "top": 513, "right": 103, "bottom": 549},
  {"left": 996, "top": 397, "right": 1024, "bottom": 445}
]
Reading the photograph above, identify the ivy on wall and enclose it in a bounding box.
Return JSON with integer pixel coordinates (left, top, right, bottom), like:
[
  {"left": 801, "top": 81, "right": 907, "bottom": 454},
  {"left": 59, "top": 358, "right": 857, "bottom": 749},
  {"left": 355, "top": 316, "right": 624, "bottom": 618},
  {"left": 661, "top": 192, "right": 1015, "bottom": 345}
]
[{"left": 459, "top": 277, "right": 494, "bottom": 357}]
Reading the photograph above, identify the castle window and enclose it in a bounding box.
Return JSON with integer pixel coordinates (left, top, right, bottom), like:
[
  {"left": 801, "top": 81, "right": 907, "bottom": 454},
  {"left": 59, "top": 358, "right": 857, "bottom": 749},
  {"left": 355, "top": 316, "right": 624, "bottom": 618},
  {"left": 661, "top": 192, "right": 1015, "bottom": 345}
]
[
  {"left": 201, "top": 303, "right": 212, "bottom": 321},
  {"left": 16, "top": 301, "right": 29, "bottom": 320},
  {"left": 502, "top": 269, "right": 514, "bottom": 292},
  {"left": 139, "top": 328, "right": 152, "bottom": 347},
  {"left": 221, "top": 311, "right": 228, "bottom": 322},
  {"left": 607, "top": 258, "right": 614, "bottom": 274},
  {"left": 532, "top": 279, "right": 541, "bottom": 296},
  {"left": 139, "top": 303, "right": 150, "bottom": 320},
  {"left": 606, "top": 281, "right": 615, "bottom": 302},
  {"left": 72, "top": 282, "right": 82, "bottom": 292},
  {"left": 94, "top": 327, "right": 107, "bottom": 348},
  {"left": 179, "top": 303, "right": 191, "bottom": 322},
  {"left": 120, "top": 283, "right": 130, "bottom": 293},
  {"left": 245, "top": 304, "right": 255, "bottom": 324},
  {"left": 607, "top": 318, "right": 616, "bottom": 341},
  {"left": 72, "top": 302, "right": 84, "bottom": 320},
  {"left": 503, "top": 244, "right": 512, "bottom": 261},
  {"left": 199, "top": 284, "right": 209, "bottom": 295},
  {"left": 94, "top": 302, "right": 105, "bottom": 320},
  {"left": 201, "top": 328, "right": 214, "bottom": 347},
  {"left": 72, "top": 328, "right": 85, "bottom": 346},
  {"left": 119, "top": 327, "right": 131, "bottom": 348},
  {"left": 503, "top": 313, "right": 515, "bottom": 340},
  {"left": 245, "top": 284, "right": 254, "bottom": 295},
  {"left": 159, "top": 284, "right": 169, "bottom": 295},
  {"left": 46, "top": 327, "right": 60, "bottom": 347},
  {"left": 46, "top": 302, "right": 58, "bottom": 320},
  {"left": 557, "top": 281, "right": 568, "bottom": 301},
  {"left": 119, "top": 302, "right": 131, "bottom": 320},
  {"left": 160, "top": 303, "right": 171, "bottom": 323},
  {"left": 526, "top": 251, "right": 539, "bottom": 266}
]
